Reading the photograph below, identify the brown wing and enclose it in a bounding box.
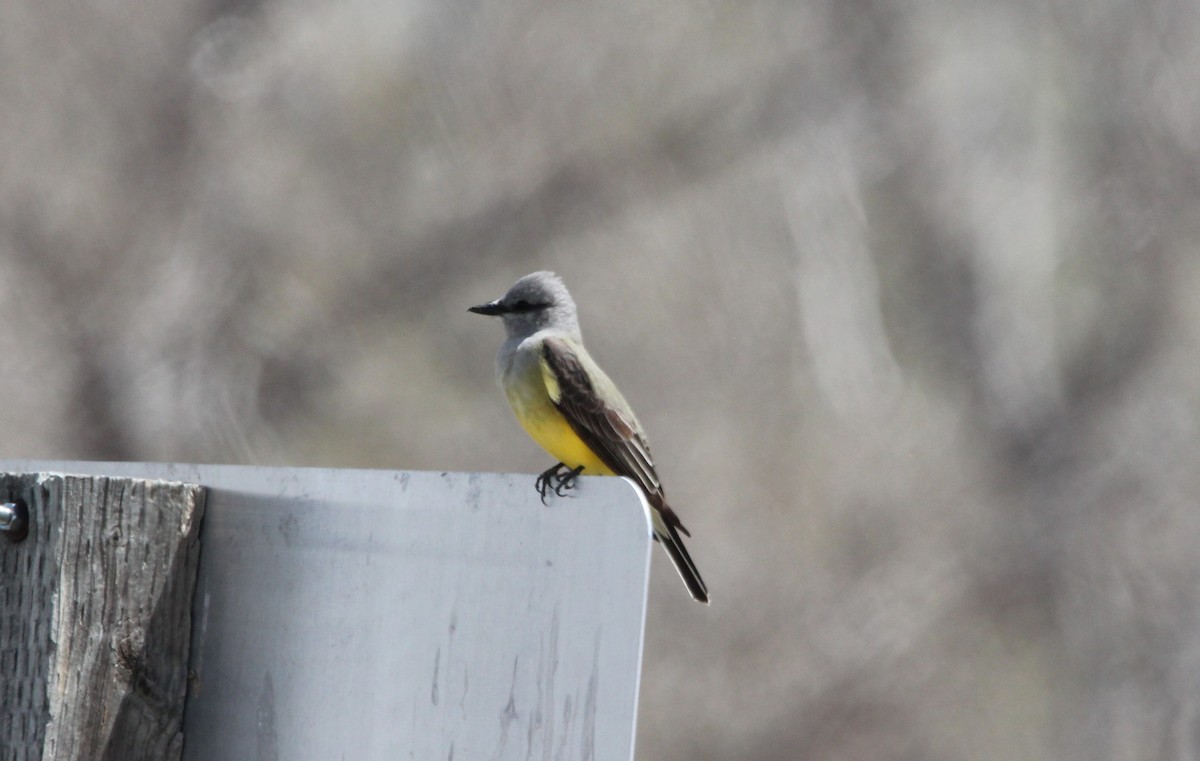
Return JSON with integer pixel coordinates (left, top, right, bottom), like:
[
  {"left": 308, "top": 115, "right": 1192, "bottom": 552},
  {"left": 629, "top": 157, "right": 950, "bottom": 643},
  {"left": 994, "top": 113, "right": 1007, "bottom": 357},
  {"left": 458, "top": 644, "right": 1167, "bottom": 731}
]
[{"left": 540, "top": 336, "right": 690, "bottom": 536}]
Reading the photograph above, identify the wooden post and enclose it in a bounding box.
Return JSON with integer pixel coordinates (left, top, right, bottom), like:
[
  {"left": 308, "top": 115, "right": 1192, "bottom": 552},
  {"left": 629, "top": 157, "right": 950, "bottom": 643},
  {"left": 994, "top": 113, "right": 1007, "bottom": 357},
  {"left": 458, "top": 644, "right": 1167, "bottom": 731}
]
[
  {"left": 0, "top": 473, "right": 206, "bottom": 761},
  {"left": 0, "top": 463, "right": 650, "bottom": 761}
]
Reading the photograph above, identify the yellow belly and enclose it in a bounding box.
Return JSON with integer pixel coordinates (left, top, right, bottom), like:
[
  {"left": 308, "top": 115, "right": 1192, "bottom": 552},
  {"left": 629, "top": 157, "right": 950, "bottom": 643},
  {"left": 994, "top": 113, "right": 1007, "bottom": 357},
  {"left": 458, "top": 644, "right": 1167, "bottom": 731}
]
[{"left": 508, "top": 392, "right": 613, "bottom": 475}]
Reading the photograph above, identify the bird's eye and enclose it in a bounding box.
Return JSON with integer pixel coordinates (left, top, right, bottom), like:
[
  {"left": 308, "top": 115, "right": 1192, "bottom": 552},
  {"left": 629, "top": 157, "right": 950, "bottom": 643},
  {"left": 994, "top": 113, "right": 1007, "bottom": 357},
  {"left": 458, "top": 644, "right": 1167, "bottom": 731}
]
[{"left": 509, "top": 299, "right": 544, "bottom": 313}]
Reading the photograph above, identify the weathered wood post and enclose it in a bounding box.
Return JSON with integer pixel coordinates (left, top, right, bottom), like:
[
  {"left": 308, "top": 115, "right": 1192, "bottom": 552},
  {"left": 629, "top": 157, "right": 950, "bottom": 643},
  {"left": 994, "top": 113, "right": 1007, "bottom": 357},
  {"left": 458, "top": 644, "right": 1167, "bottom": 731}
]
[
  {"left": 0, "top": 473, "right": 206, "bottom": 761},
  {"left": 0, "top": 462, "right": 650, "bottom": 761}
]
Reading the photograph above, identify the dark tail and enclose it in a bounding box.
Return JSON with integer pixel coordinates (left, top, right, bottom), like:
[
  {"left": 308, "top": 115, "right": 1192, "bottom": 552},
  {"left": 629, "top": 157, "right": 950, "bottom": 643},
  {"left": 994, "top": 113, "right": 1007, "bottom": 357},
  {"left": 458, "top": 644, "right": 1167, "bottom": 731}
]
[{"left": 657, "top": 521, "right": 709, "bottom": 604}]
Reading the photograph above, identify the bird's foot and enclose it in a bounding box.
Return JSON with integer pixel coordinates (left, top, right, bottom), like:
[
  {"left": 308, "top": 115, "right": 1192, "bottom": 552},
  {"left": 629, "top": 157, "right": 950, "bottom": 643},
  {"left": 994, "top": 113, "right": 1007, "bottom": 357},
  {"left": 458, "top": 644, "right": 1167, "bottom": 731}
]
[
  {"left": 535, "top": 463, "right": 585, "bottom": 504},
  {"left": 553, "top": 465, "right": 585, "bottom": 497},
  {"left": 536, "top": 463, "right": 569, "bottom": 505}
]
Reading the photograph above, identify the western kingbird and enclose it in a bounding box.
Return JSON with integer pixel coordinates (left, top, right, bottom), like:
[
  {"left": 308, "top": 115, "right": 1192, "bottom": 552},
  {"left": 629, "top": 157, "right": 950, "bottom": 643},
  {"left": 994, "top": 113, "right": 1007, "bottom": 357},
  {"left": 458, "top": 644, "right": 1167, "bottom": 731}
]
[{"left": 470, "top": 271, "right": 708, "bottom": 604}]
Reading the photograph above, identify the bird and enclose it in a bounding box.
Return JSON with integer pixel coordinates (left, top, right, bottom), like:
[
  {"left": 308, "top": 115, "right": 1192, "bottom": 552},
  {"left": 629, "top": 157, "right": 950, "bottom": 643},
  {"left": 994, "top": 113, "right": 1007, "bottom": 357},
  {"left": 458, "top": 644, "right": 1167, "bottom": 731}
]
[{"left": 469, "top": 271, "right": 708, "bottom": 604}]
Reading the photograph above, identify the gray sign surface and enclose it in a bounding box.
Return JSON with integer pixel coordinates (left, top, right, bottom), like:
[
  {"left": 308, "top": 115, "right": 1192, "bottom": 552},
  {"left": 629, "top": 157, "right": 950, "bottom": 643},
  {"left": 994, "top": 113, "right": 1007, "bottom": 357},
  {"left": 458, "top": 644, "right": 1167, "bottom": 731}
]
[{"left": 1, "top": 462, "right": 651, "bottom": 761}]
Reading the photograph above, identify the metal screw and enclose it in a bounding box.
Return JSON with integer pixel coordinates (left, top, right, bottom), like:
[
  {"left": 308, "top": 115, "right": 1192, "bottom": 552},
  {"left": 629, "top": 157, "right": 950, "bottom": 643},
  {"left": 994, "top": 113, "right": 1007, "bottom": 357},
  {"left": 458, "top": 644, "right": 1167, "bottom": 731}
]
[{"left": 0, "top": 499, "right": 28, "bottom": 542}]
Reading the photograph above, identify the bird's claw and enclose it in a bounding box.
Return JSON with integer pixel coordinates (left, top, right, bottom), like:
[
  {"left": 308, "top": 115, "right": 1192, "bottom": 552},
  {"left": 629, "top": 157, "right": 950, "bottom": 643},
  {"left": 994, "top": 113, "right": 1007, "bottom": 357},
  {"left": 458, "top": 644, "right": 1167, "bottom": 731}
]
[
  {"left": 553, "top": 465, "right": 584, "bottom": 497},
  {"left": 535, "top": 463, "right": 585, "bottom": 504},
  {"left": 536, "top": 463, "right": 567, "bottom": 505}
]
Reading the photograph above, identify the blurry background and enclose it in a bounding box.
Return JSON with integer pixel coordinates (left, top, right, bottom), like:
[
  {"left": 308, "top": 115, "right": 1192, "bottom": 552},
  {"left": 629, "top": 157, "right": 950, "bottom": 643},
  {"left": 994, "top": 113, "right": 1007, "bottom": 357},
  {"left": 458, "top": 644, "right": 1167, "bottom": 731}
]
[{"left": 4, "top": 0, "right": 1200, "bottom": 758}]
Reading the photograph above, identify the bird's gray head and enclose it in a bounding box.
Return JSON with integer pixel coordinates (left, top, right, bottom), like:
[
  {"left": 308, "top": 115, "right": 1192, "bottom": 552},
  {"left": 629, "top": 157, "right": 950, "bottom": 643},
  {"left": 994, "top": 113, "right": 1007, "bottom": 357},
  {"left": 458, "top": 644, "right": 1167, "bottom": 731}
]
[{"left": 468, "top": 271, "right": 581, "bottom": 339}]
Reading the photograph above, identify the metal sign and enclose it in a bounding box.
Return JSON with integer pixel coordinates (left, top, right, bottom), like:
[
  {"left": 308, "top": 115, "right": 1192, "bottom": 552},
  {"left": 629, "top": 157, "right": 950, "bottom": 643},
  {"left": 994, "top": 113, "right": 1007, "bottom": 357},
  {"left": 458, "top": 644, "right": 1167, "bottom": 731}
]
[{"left": 0, "top": 462, "right": 651, "bottom": 761}]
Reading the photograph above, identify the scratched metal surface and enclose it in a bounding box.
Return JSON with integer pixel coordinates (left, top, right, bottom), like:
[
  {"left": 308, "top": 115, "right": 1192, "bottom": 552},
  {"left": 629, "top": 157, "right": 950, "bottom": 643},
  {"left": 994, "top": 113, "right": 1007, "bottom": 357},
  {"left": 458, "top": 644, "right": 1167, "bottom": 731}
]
[{"left": 0, "top": 461, "right": 651, "bottom": 761}]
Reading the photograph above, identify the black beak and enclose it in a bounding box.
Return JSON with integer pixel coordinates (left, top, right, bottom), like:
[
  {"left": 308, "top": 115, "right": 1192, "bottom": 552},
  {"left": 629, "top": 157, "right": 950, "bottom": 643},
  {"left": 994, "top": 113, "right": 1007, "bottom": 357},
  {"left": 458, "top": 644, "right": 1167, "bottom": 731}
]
[{"left": 468, "top": 299, "right": 506, "bottom": 316}]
